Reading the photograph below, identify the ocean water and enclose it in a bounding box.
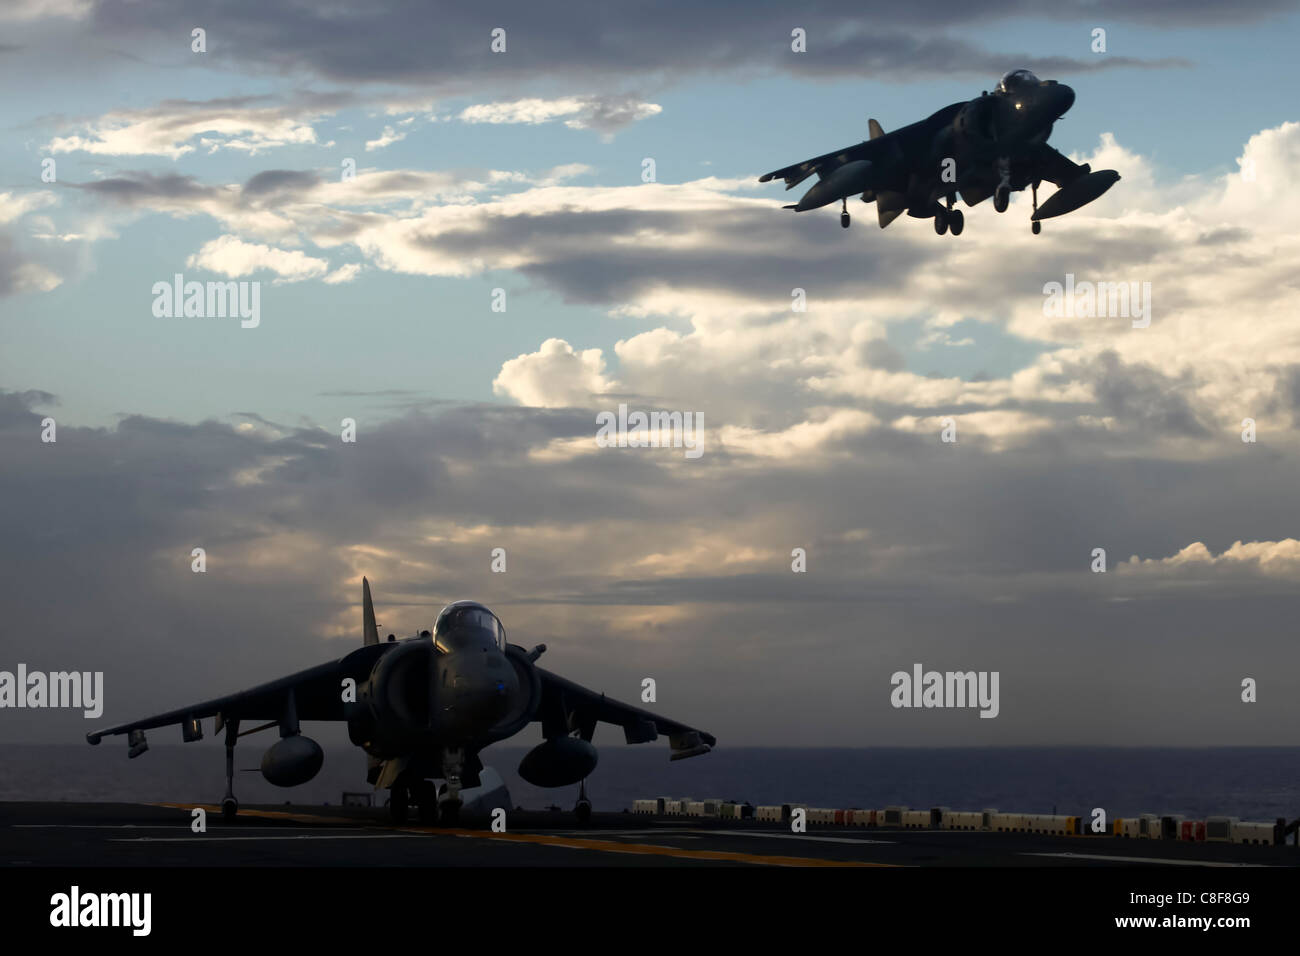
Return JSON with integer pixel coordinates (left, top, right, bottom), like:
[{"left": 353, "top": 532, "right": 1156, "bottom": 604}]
[{"left": 4, "top": 744, "right": 1298, "bottom": 822}]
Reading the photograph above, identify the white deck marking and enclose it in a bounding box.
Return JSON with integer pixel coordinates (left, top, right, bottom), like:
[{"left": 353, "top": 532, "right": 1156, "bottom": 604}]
[
  {"left": 14, "top": 824, "right": 340, "bottom": 830},
  {"left": 111, "top": 834, "right": 426, "bottom": 842},
  {"left": 1022, "top": 851, "right": 1269, "bottom": 867},
  {"left": 543, "top": 828, "right": 893, "bottom": 845}
]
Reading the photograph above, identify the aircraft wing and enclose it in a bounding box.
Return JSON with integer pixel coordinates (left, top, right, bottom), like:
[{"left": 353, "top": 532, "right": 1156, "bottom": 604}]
[
  {"left": 86, "top": 643, "right": 387, "bottom": 745},
  {"left": 535, "top": 667, "right": 716, "bottom": 760},
  {"left": 759, "top": 102, "right": 967, "bottom": 190},
  {"left": 759, "top": 140, "right": 873, "bottom": 189}
]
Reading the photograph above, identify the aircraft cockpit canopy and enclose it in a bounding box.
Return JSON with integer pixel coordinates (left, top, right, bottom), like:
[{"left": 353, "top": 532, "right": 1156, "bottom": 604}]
[
  {"left": 996, "top": 69, "right": 1039, "bottom": 94},
  {"left": 433, "top": 602, "right": 507, "bottom": 651}
]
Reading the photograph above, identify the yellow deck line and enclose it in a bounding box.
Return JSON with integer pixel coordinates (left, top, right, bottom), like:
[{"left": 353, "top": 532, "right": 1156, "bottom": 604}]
[{"left": 153, "top": 804, "right": 893, "bottom": 867}]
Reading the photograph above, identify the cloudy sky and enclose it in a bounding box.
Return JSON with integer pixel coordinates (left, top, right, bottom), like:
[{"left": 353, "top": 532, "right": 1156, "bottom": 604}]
[{"left": 3, "top": 0, "right": 1300, "bottom": 752}]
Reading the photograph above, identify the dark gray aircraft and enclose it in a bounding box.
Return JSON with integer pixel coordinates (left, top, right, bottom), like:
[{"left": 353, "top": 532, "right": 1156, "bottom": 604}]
[
  {"left": 760, "top": 69, "right": 1120, "bottom": 235},
  {"left": 87, "top": 579, "right": 715, "bottom": 824}
]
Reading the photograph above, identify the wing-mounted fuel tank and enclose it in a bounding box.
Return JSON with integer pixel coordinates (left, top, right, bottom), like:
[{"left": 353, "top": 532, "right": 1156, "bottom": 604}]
[
  {"left": 346, "top": 638, "right": 438, "bottom": 758},
  {"left": 259, "top": 686, "right": 326, "bottom": 787},
  {"left": 518, "top": 736, "right": 599, "bottom": 788},
  {"left": 261, "top": 734, "right": 324, "bottom": 787},
  {"left": 1032, "top": 168, "right": 1120, "bottom": 220}
]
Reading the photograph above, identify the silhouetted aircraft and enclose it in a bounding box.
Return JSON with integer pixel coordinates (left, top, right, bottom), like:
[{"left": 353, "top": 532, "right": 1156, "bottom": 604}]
[
  {"left": 760, "top": 69, "right": 1120, "bottom": 235},
  {"left": 88, "top": 579, "right": 714, "bottom": 825}
]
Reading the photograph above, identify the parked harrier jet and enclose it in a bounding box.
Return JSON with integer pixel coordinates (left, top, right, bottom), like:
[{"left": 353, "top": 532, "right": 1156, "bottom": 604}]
[
  {"left": 87, "top": 579, "right": 715, "bottom": 825},
  {"left": 759, "top": 69, "right": 1120, "bottom": 235}
]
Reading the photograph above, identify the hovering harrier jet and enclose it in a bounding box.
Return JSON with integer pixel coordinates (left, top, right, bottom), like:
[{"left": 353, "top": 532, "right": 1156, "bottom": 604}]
[
  {"left": 87, "top": 579, "right": 715, "bottom": 825},
  {"left": 759, "top": 69, "right": 1120, "bottom": 235}
]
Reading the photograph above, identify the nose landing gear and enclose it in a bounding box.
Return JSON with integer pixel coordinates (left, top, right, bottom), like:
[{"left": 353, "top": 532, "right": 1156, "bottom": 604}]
[
  {"left": 840, "top": 197, "right": 850, "bottom": 229},
  {"left": 438, "top": 746, "right": 464, "bottom": 825},
  {"left": 993, "top": 157, "right": 1011, "bottom": 213},
  {"left": 1030, "top": 180, "right": 1042, "bottom": 234}
]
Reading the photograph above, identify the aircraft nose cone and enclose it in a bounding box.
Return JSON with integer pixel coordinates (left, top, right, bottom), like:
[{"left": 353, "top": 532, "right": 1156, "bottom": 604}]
[{"left": 1056, "top": 84, "right": 1075, "bottom": 116}]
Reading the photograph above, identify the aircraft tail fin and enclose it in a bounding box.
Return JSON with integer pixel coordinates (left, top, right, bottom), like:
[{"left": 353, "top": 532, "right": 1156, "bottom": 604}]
[
  {"left": 363, "top": 577, "right": 379, "bottom": 646},
  {"left": 868, "top": 118, "right": 885, "bottom": 140}
]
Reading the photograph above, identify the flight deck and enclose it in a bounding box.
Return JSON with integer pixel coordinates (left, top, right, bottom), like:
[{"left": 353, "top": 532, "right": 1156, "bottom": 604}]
[{"left": 3, "top": 801, "right": 1294, "bottom": 868}]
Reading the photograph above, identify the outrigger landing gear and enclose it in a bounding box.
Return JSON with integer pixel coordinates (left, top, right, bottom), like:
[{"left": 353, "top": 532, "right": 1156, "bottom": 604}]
[
  {"left": 1031, "top": 181, "right": 1042, "bottom": 234},
  {"left": 840, "top": 197, "right": 850, "bottom": 229},
  {"left": 221, "top": 718, "right": 239, "bottom": 821},
  {"left": 575, "top": 779, "right": 593, "bottom": 825}
]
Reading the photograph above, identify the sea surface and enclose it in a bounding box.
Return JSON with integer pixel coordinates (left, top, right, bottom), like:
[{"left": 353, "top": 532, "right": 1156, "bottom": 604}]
[{"left": 4, "top": 744, "right": 1298, "bottom": 822}]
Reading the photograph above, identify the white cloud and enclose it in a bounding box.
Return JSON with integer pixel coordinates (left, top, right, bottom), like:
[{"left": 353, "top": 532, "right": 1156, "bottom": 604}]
[
  {"left": 493, "top": 338, "right": 618, "bottom": 407},
  {"left": 47, "top": 97, "right": 333, "bottom": 159},
  {"left": 365, "top": 125, "right": 407, "bottom": 151},
  {"left": 185, "top": 235, "right": 328, "bottom": 282},
  {"left": 322, "top": 263, "right": 362, "bottom": 284},
  {"left": 1122, "top": 540, "right": 1300, "bottom": 581},
  {"left": 0, "top": 191, "right": 57, "bottom": 224},
  {"left": 458, "top": 95, "right": 662, "bottom": 136}
]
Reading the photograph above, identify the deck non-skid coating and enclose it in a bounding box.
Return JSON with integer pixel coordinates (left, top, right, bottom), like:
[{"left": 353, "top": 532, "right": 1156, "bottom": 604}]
[{"left": 1, "top": 803, "right": 1295, "bottom": 868}]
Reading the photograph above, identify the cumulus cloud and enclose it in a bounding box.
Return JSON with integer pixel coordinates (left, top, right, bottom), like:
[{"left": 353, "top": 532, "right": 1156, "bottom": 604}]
[
  {"left": 493, "top": 338, "right": 618, "bottom": 407},
  {"left": 1122, "top": 540, "right": 1300, "bottom": 581},
  {"left": 65, "top": 118, "right": 1300, "bottom": 464},
  {"left": 185, "top": 235, "right": 328, "bottom": 282}
]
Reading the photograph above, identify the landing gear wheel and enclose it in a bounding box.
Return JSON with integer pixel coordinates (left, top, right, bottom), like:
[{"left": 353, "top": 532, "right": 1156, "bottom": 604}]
[
  {"left": 1031, "top": 220, "right": 1041, "bottom": 235},
  {"left": 389, "top": 785, "right": 409, "bottom": 824},
  {"left": 840, "top": 211, "right": 850, "bottom": 228},
  {"left": 439, "top": 801, "right": 461, "bottom": 827},
  {"left": 948, "top": 208, "right": 964, "bottom": 236},
  {"left": 993, "top": 185, "right": 1010, "bottom": 213},
  {"left": 416, "top": 780, "right": 439, "bottom": 824},
  {"left": 221, "top": 797, "right": 238, "bottom": 821},
  {"left": 934, "top": 208, "right": 948, "bottom": 235}
]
